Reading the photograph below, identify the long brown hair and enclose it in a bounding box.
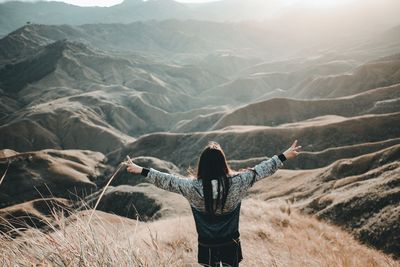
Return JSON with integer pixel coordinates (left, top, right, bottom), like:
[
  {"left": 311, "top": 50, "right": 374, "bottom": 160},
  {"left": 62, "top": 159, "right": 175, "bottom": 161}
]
[{"left": 197, "top": 141, "right": 232, "bottom": 216}]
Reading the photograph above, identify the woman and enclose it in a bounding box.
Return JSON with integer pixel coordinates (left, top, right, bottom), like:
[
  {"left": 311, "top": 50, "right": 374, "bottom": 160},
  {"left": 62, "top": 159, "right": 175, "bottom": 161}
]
[{"left": 125, "top": 140, "right": 301, "bottom": 266}]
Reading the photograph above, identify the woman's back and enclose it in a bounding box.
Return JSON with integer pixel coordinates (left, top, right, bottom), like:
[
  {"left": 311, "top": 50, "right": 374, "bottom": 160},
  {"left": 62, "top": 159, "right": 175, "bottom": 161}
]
[
  {"left": 145, "top": 154, "right": 283, "bottom": 214},
  {"left": 143, "top": 155, "right": 284, "bottom": 242},
  {"left": 126, "top": 140, "right": 301, "bottom": 266}
]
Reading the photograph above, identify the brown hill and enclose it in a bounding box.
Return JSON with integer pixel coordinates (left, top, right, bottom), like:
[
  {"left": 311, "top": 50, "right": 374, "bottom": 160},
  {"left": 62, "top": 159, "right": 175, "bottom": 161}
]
[
  {"left": 0, "top": 198, "right": 71, "bottom": 235},
  {"left": 0, "top": 86, "right": 231, "bottom": 153},
  {"left": 0, "top": 39, "right": 227, "bottom": 151},
  {"left": 83, "top": 183, "right": 190, "bottom": 221},
  {"left": 348, "top": 24, "right": 400, "bottom": 61},
  {"left": 1, "top": 200, "right": 398, "bottom": 266},
  {"left": 0, "top": 22, "right": 287, "bottom": 62},
  {"left": 197, "top": 53, "right": 262, "bottom": 78},
  {"left": 1, "top": 145, "right": 398, "bottom": 259},
  {"left": 249, "top": 144, "right": 400, "bottom": 257},
  {"left": 199, "top": 76, "right": 284, "bottom": 104},
  {"left": 115, "top": 112, "right": 400, "bottom": 169},
  {"left": 209, "top": 83, "right": 400, "bottom": 131},
  {"left": 1, "top": 39, "right": 224, "bottom": 99},
  {"left": 0, "top": 149, "right": 108, "bottom": 208},
  {"left": 227, "top": 138, "right": 400, "bottom": 170},
  {"left": 0, "top": 15, "right": 399, "bottom": 263},
  {"left": 0, "top": 93, "right": 20, "bottom": 118},
  {"left": 200, "top": 58, "right": 359, "bottom": 104},
  {"left": 0, "top": 40, "right": 65, "bottom": 93},
  {"left": 0, "top": 105, "right": 134, "bottom": 154},
  {"left": 111, "top": 156, "right": 181, "bottom": 187},
  {"left": 293, "top": 54, "right": 400, "bottom": 99},
  {"left": 241, "top": 57, "right": 358, "bottom": 77},
  {"left": 0, "top": 119, "right": 62, "bottom": 152},
  {"left": 284, "top": 138, "right": 400, "bottom": 169},
  {"left": 0, "top": 39, "right": 236, "bottom": 154},
  {"left": 0, "top": 153, "right": 187, "bottom": 226}
]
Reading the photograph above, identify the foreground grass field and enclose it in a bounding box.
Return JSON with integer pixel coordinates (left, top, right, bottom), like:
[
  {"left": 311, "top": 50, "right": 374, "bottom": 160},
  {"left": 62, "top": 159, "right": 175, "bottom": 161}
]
[{"left": 1, "top": 199, "right": 398, "bottom": 267}]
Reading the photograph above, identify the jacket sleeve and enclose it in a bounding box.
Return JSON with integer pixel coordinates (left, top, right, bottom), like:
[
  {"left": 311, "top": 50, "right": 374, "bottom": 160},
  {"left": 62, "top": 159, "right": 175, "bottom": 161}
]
[
  {"left": 143, "top": 168, "right": 195, "bottom": 198},
  {"left": 232, "top": 155, "right": 284, "bottom": 191}
]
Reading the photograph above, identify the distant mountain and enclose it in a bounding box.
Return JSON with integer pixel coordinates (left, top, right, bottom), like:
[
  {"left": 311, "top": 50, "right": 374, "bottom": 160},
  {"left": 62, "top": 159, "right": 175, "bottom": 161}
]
[
  {"left": 0, "top": 8, "right": 399, "bottom": 259},
  {"left": 0, "top": 22, "right": 289, "bottom": 63},
  {"left": 292, "top": 53, "right": 400, "bottom": 99},
  {"left": 0, "top": 38, "right": 229, "bottom": 152},
  {"left": 1, "top": 22, "right": 399, "bottom": 155},
  {"left": 0, "top": 0, "right": 188, "bottom": 36},
  {"left": 190, "top": 53, "right": 400, "bottom": 104},
  {"left": 197, "top": 83, "right": 400, "bottom": 132},
  {"left": 1, "top": 0, "right": 400, "bottom": 49}
]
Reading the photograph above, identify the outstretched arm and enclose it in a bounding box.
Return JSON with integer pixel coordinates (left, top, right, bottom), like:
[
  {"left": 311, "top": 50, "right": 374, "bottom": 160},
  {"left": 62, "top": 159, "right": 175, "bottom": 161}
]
[
  {"left": 125, "top": 156, "right": 194, "bottom": 197},
  {"left": 234, "top": 140, "right": 301, "bottom": 189}
]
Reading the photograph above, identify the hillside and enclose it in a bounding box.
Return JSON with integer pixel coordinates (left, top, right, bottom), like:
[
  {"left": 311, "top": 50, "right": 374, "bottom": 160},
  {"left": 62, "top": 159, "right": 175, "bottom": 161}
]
[
  {"left": 177, "top": 83, "right": 400, "bottom": 132},
  {"left": 0, "top": 22, "right": 284, "bottom": 62},
  {"left": 292, "top": 54, "right": 400, "bottom": 99},
  {"left": 249, "top": 144, "right": 400, "bottom": 256},
  {"left": 0, "top": 200, "right": 398, "bottom": 266},
  {"left": 0, "top": 149, "right": 108, "bottom": 208},
  {"left": 117, "top": 112, "right": 400, "bottom": 169},
  {"left": 1, "top": 0, "right": 400, "bottom": 59},
  {"left": 0, "top": 10, "right": 400, "bottom": 264}
]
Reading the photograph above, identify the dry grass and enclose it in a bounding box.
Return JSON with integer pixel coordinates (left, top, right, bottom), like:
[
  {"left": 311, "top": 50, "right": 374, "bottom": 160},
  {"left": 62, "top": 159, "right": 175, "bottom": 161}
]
[{"left": 0, "top": 199, "right": 398, "bottom": 267}]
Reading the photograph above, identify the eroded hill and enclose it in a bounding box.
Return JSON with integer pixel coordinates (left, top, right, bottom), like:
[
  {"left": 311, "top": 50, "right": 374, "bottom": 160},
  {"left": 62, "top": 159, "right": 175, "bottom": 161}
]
[{"left": 0, "top": 19, "right": 399, "bottom": 261}]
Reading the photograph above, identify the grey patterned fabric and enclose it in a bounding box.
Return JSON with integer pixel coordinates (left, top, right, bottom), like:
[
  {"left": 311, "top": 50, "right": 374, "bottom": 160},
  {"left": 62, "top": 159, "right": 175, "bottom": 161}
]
[{"left": 144, "top": 155, "right": 284, "bottom": 214}]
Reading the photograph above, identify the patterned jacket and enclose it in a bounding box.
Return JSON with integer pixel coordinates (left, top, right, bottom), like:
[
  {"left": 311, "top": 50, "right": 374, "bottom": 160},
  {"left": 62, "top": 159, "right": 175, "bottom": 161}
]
[{"left": 141, "top": 155, "right": 285, "bottom": 243}]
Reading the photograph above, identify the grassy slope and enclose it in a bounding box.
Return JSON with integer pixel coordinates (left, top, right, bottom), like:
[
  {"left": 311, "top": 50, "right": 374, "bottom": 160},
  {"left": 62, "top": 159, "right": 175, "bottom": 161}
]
[{"left": 0, "top": 199, "right": 398, "bottom": 267}]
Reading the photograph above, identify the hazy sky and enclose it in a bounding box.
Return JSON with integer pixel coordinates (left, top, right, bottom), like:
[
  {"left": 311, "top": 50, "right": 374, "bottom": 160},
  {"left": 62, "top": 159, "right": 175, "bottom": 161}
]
[
  {"left": 0, "top": 0, "right": 218, "bottom": 6},
  {"left": 0, "top": 0, "right": 358, "bottom": 7}
]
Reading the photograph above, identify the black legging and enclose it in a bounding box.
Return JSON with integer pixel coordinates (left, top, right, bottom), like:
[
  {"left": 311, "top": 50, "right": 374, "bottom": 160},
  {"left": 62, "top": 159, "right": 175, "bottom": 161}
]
[{"left": 198, "top": 239, "right": 243, "bottom": 267}]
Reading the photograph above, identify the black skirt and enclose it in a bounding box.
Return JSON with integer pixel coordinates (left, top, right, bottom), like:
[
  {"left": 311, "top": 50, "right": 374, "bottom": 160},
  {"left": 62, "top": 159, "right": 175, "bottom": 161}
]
[{"left": 197, "top": 237, "right": 243, "bottom": 267}]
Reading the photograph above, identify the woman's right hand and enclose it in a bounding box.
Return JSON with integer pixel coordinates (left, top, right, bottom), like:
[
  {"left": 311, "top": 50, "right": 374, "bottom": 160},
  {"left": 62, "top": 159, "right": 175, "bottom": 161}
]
[
  {"left": 283, "top": 140, "right": 302, "bottom": 160},
  {"left": 123, "top": 156, "right": 143, "bottom": 174}
]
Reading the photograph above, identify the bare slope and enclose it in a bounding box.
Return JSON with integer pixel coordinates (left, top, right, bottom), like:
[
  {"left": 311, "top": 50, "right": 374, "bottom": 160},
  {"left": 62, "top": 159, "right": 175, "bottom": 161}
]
[
  {"left": 0, "top": 39, "right": 224, "bottom": 98},
  {"left": 83, "top": 183, "right": 190, "bottom": 221},
  {"left": 1, "top": 200, "right": 398, "bottom": 266},
  {"left": 0, "top": 40, "right": 229, "bottom": 152},
  {"left": 200, "top": 58, "right": 359, "bottom": 104},
  {"left": 249, "top": 144, "right": 400, "bottom": 257},
  {"left": 177, "top": 83, "right": 400, "bottom": 132},
  {"left": 0, "top": 152, "right": 187, "bottom": 223},
  {"left": 0, "top": 198, "right": 71, "bottom": 235},
  {"left": 0, "top": 22, "right": 285, "bottom": 62},
  {"left": 117, "top": 112, "right": 400, "bottom": 169},
  {"left": 293, "top": 54, "right": 400, "bottom": 99},
  {"left": 0, "top": 149, "right": 108, "bottom": 208}
]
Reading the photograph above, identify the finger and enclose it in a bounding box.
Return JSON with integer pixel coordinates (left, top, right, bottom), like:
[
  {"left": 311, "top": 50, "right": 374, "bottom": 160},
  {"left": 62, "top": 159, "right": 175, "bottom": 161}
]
[
  {"left": 127, "top": 162, "right": 133, "bottom": 167},
  {"left": 294, "top": 145, "right": 302, "bottom": 150},
  {"left": 126, "top": 155, "right": 134, "bottom": 165},
  {"left": 291, "top": 140, "right": 298, "bottom": 148}
]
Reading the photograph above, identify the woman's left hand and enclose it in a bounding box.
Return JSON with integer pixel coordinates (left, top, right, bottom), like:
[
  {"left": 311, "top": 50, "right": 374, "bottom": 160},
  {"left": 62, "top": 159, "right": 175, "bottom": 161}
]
[{"left": 283, "top": 140, "right": 302, "bottom": 160}]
